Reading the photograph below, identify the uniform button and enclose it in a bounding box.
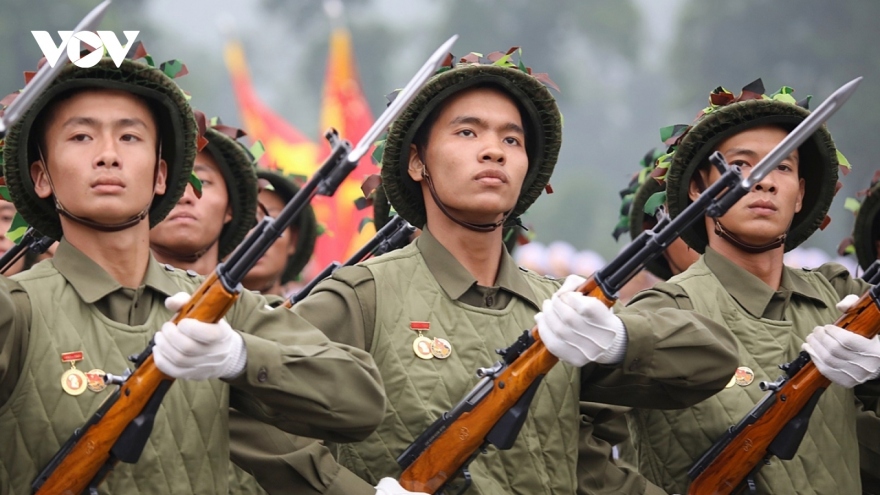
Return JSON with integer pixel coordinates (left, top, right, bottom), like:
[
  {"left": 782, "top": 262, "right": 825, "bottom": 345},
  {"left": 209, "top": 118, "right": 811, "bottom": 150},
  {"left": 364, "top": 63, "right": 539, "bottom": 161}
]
[
  {"left": 163, "top": 264, "right": 175, "bottom": 272},
  {"left": 185, "top": 269, "right": 198, "bottom": 277},
  {"left": 257, "top": 368, "right": 268, "bottom": 382},
  {"left": 486, "top": 296, "right": 494, "bottom": 307}
]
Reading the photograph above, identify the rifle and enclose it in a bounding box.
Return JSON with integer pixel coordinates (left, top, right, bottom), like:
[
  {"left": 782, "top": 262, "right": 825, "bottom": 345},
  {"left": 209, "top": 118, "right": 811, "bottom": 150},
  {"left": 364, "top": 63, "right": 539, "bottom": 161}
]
[
  {"left": 30, "top": 35, "right": 458, "bottom": 495},
  {"left": 0, "top": 226, "right": 54, "bottom": 274},
  {"left": 283, "top": 215, "right": 415, "bottom": 308},
  {"left": 0, "top": 1, "right": 111, "bottom": 139},
  {"left": 687, "top": 258, "right": 880, "bottom": 495},
  {"left": 396, "top": 77, "right": 863, "bottom": 494}
]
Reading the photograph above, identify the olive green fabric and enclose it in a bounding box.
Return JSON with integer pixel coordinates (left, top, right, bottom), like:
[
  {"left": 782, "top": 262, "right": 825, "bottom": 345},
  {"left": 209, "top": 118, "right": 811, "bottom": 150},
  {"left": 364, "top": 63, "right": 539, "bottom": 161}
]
[
  {"left": 380, "top": 57, "right": 561, "bottom": 228},
  {"left": 623, "top": 252, "right": 867, "bottom": 494},
  {"left": 2, "top": 57, "right": 198, "bottom": 240},
  {"left": 663, "top": 88, "right": 840, "bottom": 253},
  {"left": 2, "top": 260, "right": 229, "bottom": 494},
  {"left": 203, "top": 128, "right": 258, "bottom": 260},
  {"left": 256, "top": 170, "right": 317, "bottom": 283},
  {"left": 854, "top": 180, "right": 880, "bottom": 270},
  {"left": 335, "top": 241, "right": 580, "bottom": 493}
]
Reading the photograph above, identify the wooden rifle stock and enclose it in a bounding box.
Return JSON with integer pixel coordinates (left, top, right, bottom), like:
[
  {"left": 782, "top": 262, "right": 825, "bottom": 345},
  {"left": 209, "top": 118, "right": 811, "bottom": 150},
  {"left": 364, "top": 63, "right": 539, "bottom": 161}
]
[
  {"left": 33, "top": 272, "right": 239, "bottom": 494},
  {"left": 687, "top": 287, "right": 880, "bottom": 495},
  {"left": 397, "top": 276, "right": 615, "bottom": 493}
]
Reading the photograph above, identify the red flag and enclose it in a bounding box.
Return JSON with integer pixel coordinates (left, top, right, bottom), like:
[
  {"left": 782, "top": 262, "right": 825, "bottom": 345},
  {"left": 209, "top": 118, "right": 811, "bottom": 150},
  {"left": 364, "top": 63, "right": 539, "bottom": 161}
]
[
  {"left": 313, "top": 27, "right": 379, "bottom": 267},
  {"left": 223, "top": 41, "right": 319, "bottom": 179}
]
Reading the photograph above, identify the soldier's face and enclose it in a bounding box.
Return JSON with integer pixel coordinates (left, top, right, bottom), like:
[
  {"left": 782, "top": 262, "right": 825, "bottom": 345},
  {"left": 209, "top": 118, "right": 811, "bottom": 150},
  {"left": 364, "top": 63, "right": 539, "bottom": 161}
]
[
  {"left": 408, "top": 87, "right": 528, "bottom": 225},
  {"left": 243, "top": 189, "right": 299, "bottom": 291},
  {"left": 30, "top": 90, "right": 167, "bottom": 227},
  {"left": 150, "top": 150, "right": 232, "bottom": 256},
  {"left": 690, "top": 125, "right": 804, "bottom": 249}
]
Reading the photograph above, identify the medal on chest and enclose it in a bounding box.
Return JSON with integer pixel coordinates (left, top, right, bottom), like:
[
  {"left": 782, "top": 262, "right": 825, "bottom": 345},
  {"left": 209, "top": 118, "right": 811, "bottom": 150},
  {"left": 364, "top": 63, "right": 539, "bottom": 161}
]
[
  {"left": 411, "top": 322, "right": 434, "bottom": 360},
  {"left": 60, "top": 351, "right": 88, "bottom": 396}
]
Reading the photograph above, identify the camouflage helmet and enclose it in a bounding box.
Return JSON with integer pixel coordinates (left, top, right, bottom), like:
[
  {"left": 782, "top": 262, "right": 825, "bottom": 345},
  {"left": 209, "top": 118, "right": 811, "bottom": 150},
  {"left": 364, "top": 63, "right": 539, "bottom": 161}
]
[
  {"left": 256, "top": 169, "right": 318, "bottom": 283},
  {"left": 1, "top": 46, "right": 198, "bottom": 240},
  {"left": 655, "top": 79, "right": 848, "bottom": 253},
  {"left": 613, "top": 148, "right": 672, "bottom": 280},
  {"left": 839, "top": 171, "right": 880, "bottom": 271},
  {"left": 377, "top": 48, "right": 561, "bottom": 228},
  {"left": 194, "top": 115, "right": 260, "bottom": 259}
]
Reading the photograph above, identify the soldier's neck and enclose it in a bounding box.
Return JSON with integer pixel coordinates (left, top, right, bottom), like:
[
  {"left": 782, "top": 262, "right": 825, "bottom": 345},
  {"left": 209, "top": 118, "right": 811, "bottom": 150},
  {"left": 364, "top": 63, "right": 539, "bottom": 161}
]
[
  {"left": 152, "top": 243, "right": 219, "bottom": 276},
  {"left": 709, "top": 236, "right": 785, "bottom": 290},
  {"left": 61, "top": 218, "right": 152, "bottom": 288},
  {"left": 426, "top": 211, "right": 504, "bottom": 287}
]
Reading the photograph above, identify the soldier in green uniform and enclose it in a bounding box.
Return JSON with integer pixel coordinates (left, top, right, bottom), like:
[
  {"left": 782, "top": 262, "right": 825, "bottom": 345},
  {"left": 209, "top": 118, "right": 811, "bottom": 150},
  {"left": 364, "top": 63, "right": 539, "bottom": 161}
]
[
  {"left": 291, "top": 49, "right": 739, "bottom": 494},
  {"left": 0, "top": 50, "right": 384, "bottom": 494},
  {"left": 840, "top": 174, "right": 880, "bottom": 495},
  {"left": 241, "top": 169, "right": 318, "bottom": 297},
  {"left": 619, "top": 80, "right": 879, "bottom": 494}
]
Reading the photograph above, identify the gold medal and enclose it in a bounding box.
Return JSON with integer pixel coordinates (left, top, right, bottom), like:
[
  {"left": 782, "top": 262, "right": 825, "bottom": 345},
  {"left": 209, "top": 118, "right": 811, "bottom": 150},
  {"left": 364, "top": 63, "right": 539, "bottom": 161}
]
[
  {"left": 60, "top": 351, "right": 88, "bottom": 396},
  {"left": 734, "top": 366, "right": 755, "bottom": 387},
  {"left": 431, "top": 337, "right": 452, "bottom": 359},
  {"left": 410, "top": 322, "right": 434, "bottom": 360},
  {"left": 86, "top": 369, "right": 107, "bottom": 393}
]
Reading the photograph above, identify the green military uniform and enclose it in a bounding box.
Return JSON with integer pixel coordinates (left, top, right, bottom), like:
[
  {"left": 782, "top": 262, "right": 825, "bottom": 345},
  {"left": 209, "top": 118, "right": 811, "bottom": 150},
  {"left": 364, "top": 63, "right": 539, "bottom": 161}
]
[
  {"left": 842, "top": 176, "right": 880, "bottom": 494},
  {"left": 294, "top": 228, "right": 737, "bottom": 494},
  {"left": 620, "top": 250, "right": 873, "bottom": 494},
  {"left": 0, "top": 50, "right": 384, "bottom": 494},
  {"left": 619, "top": 80, "right": 879, "bottom": 494},
  {"left": 0, "top": 240, "right": 384, "bottom": 494}
]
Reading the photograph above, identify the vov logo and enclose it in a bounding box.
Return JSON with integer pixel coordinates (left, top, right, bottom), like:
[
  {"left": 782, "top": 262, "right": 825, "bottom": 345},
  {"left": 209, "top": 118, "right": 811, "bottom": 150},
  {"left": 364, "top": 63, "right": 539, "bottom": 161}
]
[{"left": 31, "top": 31, "right": 139, "bottom": 68}]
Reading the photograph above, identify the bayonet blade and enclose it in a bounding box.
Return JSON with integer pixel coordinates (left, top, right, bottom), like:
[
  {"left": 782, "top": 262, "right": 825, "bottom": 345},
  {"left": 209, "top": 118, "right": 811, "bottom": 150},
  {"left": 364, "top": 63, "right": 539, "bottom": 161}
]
[
  {"left": 0, "top": 0, "right": 112, "bottom": 137},
  {"left": 742, "top": 76, "right": 862, "bottom": 190},
  {"left": 347, "top": 34, "right": 458, "bottom": 163}
]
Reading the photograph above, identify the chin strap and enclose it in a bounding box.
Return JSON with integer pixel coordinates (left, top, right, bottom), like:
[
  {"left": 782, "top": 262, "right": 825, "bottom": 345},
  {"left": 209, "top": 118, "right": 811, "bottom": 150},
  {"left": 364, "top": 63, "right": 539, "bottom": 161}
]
[
  {"left": 421, "top": 165, "right": 511, "bottom": 233},
  {"left": 692, "top": 170, "right": 787, "bottom": 254},
  {"left": 38, "top": 144, "right": 160, "bottom": 233},
  {"left": 713, "top": 219, "right": 786, "bottom": 253}
]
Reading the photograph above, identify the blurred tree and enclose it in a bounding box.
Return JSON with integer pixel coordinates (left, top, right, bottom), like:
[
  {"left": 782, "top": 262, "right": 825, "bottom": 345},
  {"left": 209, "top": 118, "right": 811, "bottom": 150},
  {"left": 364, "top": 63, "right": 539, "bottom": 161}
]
[{"left": 669, "top": 0, "right": 879, "bottom": 255}]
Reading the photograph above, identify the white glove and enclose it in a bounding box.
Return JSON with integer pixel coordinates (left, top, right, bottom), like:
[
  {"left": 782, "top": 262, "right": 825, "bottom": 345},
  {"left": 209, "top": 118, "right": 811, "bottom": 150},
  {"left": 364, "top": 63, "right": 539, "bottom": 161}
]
[
  {"left": 153, "top": 292, "right": 247, "bottom": 380},
  {"left": 535, "top": 275, "right": 628, "bottom": 367},
  {"left": 374, "top": 477, "right": 428, "bottom": 495},
  {"left": 803, "top": 294, "right": 880, "bottom": 388}
]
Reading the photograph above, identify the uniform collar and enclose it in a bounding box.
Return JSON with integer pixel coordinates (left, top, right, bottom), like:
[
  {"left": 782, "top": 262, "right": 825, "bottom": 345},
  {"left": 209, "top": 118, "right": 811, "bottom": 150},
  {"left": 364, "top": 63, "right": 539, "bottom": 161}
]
[
  {"left": 703, "top": 247, "right": 828, "bottom": 318},
  {"left": 416, "top": 228, "right": 540, "bottom": 309},
  {"left": 52, "top": 238, "right": 182, "bottom": 303}
]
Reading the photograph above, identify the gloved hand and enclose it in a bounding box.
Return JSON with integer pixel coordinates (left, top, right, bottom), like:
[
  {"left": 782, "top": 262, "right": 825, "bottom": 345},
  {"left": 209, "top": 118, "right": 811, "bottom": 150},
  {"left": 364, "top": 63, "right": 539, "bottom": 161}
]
[
  {"left": 374, "top": 478, "right": 428, "bottom": 495},
  {"left": 153, "top": 292, "right": 247, "bottom": 380},
  {"left": 803, "top": 294, "right": 880, "bottom": 388},
  {"left": 535, "top": 275, "right": 628, "bottom": 367}
]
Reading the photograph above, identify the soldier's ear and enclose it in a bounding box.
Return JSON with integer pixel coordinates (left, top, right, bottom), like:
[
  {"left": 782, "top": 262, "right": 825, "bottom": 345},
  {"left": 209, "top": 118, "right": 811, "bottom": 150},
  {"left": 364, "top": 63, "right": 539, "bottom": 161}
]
[
  {"left": 31, "top": 160, "right": 52, "bottom": 199},
  {"left": 154, "top": 158, "right": 168, "bottom": 196},
  {"left": 688, "top": 169, "right": 708, "bottom": 202},
  {"left": 407, "top": 144, "right": 424, "bottom": 182}
]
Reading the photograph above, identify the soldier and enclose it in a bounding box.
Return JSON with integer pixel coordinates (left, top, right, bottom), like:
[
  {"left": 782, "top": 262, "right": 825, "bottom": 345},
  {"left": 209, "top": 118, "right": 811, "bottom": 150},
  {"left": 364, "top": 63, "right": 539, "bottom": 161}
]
[
  {"left": 292, "top": 49, "right": 738, "bottom": 494},
  {"left": 619, "top": 80, "right": 879, "bottom": 494},
  {"left": 150, "top": 114, "right": 258, "bottom": 274},
  {"left": 840, "top": 173, "right": 880, "bottom": 495},
  {"left": 241, "top": 169, "right": 318, "bottom": 297},
  {"left": 0, "top": 50, "right": 384, "bottom": 494}
]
